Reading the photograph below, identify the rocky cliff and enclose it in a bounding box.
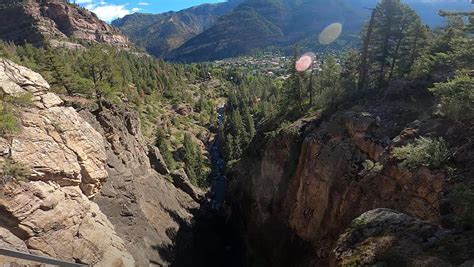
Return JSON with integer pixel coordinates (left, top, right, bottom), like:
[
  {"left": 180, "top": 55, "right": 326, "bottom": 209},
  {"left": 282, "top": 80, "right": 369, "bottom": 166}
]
[
  {"left": 0, "top": 0, "right": 130, "bottom": 48},
  {"left": 228, "top": 90, "right": 474, "bottom": 265},
  {"left": 0, "top": 59, "right": 203, "bottom": 265}
]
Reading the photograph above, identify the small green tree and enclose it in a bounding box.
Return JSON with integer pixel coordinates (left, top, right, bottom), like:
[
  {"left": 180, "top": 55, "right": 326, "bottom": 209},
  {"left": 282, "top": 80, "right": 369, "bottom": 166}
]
[
  {"left": 155, "top": 128, "right": 176, "bottom": 170},
  {"left": 182, "top": 133, "right": 208, "bottom": 187},
  {"left": 0, "top": 102, "right": 20, "bottom": 135},
  {"left": 392, "top": 137, "right": 451, "bottom": 169},
  {"left": 224, "top": 133, "right": 235, "bottom": 161},
  {"left": 1, "top": 159, "right": 31, "bottom": 184},
  {"left": 429, "top": 72, "right": 474, "bottom": 121}
]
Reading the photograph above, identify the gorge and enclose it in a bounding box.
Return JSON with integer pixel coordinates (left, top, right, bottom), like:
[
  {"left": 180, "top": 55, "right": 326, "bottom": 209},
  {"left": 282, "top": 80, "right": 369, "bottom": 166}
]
[{"left": 0, "top": 0, "right": 473, "bottom": 266}]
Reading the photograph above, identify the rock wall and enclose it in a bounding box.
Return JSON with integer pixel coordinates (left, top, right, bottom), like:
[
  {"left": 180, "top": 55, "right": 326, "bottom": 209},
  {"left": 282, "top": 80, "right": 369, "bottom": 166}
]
[
  {"left": 0, "top": 0, "right": 130, "bottom": 48},
  {"left": 0, "top": 58, "right": 133, "bottom": 265},
  {"left": 0, "top": 58, "right": 203, "bottom": 266},
  {"left": 228, "top": 98, "right": 474, "bottom": 266}
]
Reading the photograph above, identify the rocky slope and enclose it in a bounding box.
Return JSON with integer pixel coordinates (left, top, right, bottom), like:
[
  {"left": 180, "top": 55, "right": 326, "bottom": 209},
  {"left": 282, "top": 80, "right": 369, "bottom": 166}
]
[
  {"left": 227, "top": 88, "right": 474, "bottom": 265},
  {"left": 0, "top": 59, "right": 205, "bottom": 265},
  {"left": 0, "top": 0, "right": 130, "bottom": 48},
  {"left": 112, "top": 0, "right": 243, "bottom": 58}
]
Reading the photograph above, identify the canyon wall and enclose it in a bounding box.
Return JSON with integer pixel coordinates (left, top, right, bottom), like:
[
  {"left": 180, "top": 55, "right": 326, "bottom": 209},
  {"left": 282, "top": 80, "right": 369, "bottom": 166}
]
[
  {"left": 0, "top": 58, "right": 201, "bottom": 266},
  {"left": 228, "top": 93, "right": 474, "bottom": 266}
]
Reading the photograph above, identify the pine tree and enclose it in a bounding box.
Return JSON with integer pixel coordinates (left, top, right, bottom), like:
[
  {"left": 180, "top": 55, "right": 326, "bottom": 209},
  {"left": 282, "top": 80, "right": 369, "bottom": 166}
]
[
  {"left": 243, "top": 105, "right": 256, "bottom": 143},
  {"left": 155, "top": 128, "right": 175, "bottom": 170},
  {"left": 224, "top": 133, "right": 235, "bottom": 162},
  {"left": 364, "top": 0, "right": 426, "bottom": 89}
]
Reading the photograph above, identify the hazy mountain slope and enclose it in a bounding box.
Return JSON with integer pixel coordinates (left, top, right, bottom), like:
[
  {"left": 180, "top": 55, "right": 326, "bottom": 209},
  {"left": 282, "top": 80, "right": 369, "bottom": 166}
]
[
  {"left": 168, "top": 6, "right": 286, "bottom": 62},
  {"left": 171, "top": 0, "right": 363, "bottom": 62},
  {"left": 112, "top": 0, "right": 243, "bottom": 57}
]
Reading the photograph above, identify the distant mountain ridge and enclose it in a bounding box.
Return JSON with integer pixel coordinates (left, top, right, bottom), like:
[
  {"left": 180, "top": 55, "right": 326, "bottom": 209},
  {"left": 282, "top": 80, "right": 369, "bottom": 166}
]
[
  {"left": 112, "top": 0, "right": 244, "bottom": 57},
  {"left": 113, "top": 0, "right": 473, "bottom": 62},
  {"left": 169, "top": 0, "right": 364, "bottom": 62}
]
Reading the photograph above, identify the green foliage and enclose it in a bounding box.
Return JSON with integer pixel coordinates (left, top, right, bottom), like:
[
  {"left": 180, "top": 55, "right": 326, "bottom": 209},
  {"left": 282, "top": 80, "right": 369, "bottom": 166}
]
[
  {"left": 155, "top": 128, "right": 176, "bottom": 170},
  {"left": 362, "top": 0, "right": 428, "bottom": 89},
  {"left": 392, "top": 137, "right": 451, "bottom": 169},
  {"left": 3, "top": 92, "right": 33, "bottom": 107},
  {"left": 452, "top": 186, "right": 474, "bottom": 228},
  {"left": 0, "top": 102, "right": 20, "bottom": 135},
  {"left": 429, "top": 72, "right": 474, "bottom": 121},
  {"left": 1, "top": 159, "right": 31, "bottom": 184},
  {"left": 223, "top": 133, "right": 235, "bottom": 162},
  {"left": 182, "top": 133, "right": 209, "bottom": 187},
  {"left": 362, "top": 160, "right": 384, "bottom": 174}
]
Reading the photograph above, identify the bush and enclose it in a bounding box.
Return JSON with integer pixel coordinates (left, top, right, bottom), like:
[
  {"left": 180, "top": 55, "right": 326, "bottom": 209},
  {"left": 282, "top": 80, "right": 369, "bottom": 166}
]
[
  {"left": 4, "top": 92, "right": 33, "bottom": 107},
  {"left": 429, "top": 72, "right": 474, "bottom": 121},
  {"left": 1, "top": 159, "right": 31, "bottom": 184},
  {"left": 0, "top": 102, "right": 20, "bottom": 135},
  {"left": 392, "top": 137, "right": 451, "bottom": 169},
  {"left": 452, "top": 186, "right": 474, "bottom": 228}
]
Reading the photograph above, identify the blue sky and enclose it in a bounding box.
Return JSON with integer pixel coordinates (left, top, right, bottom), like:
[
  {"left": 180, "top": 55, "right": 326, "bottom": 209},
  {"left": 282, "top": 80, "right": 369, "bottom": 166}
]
[
  {"left": 75, "top": 0, "right": 226, "bottom": 22},
  {"left": 76, "top": 0, "right": 472, "bottom": 22}
]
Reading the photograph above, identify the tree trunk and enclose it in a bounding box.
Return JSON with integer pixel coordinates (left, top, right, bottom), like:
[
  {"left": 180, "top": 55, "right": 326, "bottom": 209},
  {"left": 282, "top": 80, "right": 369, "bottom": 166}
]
[{"left": 358, "top": 8, "right": 376, "bottom": 90}]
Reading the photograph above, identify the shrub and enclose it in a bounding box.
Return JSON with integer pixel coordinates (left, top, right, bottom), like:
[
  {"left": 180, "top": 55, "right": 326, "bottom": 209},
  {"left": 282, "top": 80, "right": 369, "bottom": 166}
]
[
  {"left": 3, "top": 92, "right": 33, "bottom": 107},
  {"left": 361, "top": 160, "right": 384, "bottom": 174},
  {"left": 452, "top": 186, "right": 474, "bottom": 228},
  {"left": 429, "top": 72, "right": 474, "bottom": 121},
  {"left": 1, "top": 159, "right": 31, "bottom": 184},
  {"left": 0, "top": 102, "right": 20, "bottom": 135},
  {"left": 392, "top": 137, "right": 451, "bottom": 169}
]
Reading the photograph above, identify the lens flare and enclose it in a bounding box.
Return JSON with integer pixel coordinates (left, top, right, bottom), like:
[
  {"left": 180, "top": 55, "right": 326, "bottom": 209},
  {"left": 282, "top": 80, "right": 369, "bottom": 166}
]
[
  {"left": 295, "top": 52, "right": 315, "bottom": 72},
  {"left": 319, "top": 23, "right": 343, "bottom": 45}
]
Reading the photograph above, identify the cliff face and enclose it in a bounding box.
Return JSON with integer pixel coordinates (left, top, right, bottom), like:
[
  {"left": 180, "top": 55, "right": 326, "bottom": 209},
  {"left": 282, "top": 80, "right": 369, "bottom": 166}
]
[
  {"left": 0, "top": 59, "right": 202, "bottom": 265},
  {"left": 0, "top": 0, "right": 130, "bottom": 48},
  {"left": 228, "top": 94, "right": 474, "bottom": 265}
]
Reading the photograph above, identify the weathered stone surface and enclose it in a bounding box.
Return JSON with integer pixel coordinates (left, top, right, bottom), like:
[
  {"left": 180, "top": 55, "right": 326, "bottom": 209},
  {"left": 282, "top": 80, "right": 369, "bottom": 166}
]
[
  {"left": 0, "top": 59, "right": 133, "bottom": 265},
  {"left": 228, "top": 99, "right": 474, "bottom": 266},
  {"left": 0, "top": 59, "right": 107, "bottom": 197},
  {"left": 0, "top": 1, "right": 130, "bottom": 48},
  {"left": 171, "top": 169, "right": 205, "bottom": 202},
  {"left": 0, "top": 181, "right": 134, "bottom": 266},
  {"left": 148, "top": 145, "right": 169, "bottom": 175},
  {"left": 334, "top": 209, "right": 452, "bottom": 267},
  {"left": 78, "top": 102, "right": 201, "bottom": 266}
]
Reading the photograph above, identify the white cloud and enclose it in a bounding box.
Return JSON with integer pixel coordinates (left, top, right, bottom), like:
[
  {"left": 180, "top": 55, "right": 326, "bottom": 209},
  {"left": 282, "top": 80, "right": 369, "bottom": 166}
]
[
  {"left": 138, "top": 2, "right": 149, "bottom": 6},
  {"left": 91, "top": 4, "right": 131, "bottom": 22},
  {"left": 77, "top": 0, "right": 139, "bottom": 22}
]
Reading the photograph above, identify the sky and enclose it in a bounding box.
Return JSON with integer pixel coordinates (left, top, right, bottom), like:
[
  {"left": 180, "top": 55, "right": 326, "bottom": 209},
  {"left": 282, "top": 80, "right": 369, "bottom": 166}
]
[
  {"left": 75, "top": 0, "right": 473, "bottom": 23},
  {"left": 75, "top": 0, "right": 226, "bottom": 22}
]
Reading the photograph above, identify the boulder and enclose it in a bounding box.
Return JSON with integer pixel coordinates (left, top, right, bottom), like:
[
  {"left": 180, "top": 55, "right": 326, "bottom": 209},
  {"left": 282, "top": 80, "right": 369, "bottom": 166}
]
[
  {"left": 171, "top": 169, "right": 205, "bottom": 202},
  {"left": 334, "top": 209, "right": 452, "bottom": 267},
  {"left": 148, "top": 145, "right": 169, "bottom": 175}
]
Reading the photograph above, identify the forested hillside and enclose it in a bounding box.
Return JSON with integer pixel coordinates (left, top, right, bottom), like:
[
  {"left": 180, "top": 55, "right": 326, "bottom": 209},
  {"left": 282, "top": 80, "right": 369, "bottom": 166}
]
[{"left": 112, "top": 0, "right": 244, "bottom": 57}]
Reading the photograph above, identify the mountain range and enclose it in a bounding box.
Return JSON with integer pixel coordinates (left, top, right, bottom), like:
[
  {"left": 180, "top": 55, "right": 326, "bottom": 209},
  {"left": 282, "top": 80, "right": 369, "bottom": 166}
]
[{"left": 113, "top": 0, "right": 472, "bottom": 62}]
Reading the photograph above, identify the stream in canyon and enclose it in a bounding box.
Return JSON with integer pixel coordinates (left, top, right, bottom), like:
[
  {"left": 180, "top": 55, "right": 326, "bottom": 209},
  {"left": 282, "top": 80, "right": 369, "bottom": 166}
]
[{"left": 169, "top": 105, "right": 244, "bottom": 267}]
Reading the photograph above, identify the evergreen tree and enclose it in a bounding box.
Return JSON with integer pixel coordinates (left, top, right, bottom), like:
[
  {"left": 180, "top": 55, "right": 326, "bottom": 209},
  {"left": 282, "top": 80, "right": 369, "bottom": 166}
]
[
  {"left": 242, "top": 105, "right": 256, "bottom": 143},
  {"left": 224, "top": 133, "right": 235, "bottom": 161},
  {"left": 363, "top": 0, "right": 426, "bottom": 89},
  {"left": 155, "top": 128, "right": 175, "bottom": 170}
]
